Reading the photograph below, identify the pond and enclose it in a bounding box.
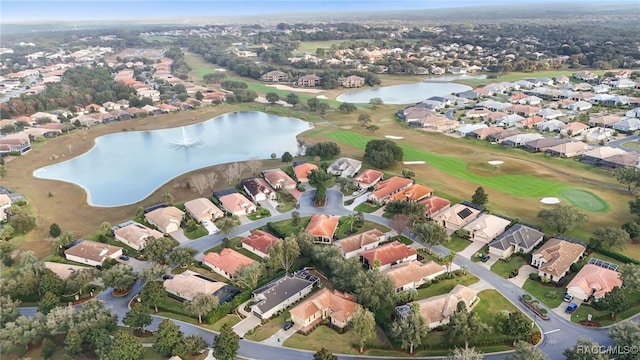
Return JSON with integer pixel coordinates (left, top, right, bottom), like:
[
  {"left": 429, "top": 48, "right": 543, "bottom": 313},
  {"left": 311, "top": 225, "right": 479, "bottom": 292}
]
[
  {"left": 33, "top": 111, "right": 312, "bottom": 207},
  {"left": 335, "top": 81, "right": 472, "bottom": 104}
]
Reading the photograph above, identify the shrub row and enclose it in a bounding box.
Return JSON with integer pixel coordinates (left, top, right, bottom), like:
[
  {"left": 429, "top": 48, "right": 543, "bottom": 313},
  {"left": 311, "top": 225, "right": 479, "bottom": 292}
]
[
  {"left": 592, "top": 246, "right": 640, "bottom": 265},
  {"left": 205, "top": 290, "right": 251, "bottom": 324}
]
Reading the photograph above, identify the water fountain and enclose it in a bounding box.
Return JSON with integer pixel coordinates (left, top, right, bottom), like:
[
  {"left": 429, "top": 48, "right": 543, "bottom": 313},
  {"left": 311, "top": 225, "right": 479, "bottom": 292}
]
[{"left": 168, "top": 126, "right": 204, "bottom": 149}]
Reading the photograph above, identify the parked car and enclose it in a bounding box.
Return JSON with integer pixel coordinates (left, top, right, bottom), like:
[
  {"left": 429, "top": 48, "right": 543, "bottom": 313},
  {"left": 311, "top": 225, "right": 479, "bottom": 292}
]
[
  {"left": 563, "top": 293, "right": 574, "bottom": 302},
  {"left": 480, "top": 255, "right": 490, "bottom": 262},
  {"left": 565, "top": 303, "right": 578, "bottom": 314},
  {"left": 283, "top": 321, "right": 294, "bottom": 331},
  {"left": 119, "top": 255, "right": 129, "bottom": 261},
  {"left": 162, "top": 274, "right": 174, "bottom": 280}
]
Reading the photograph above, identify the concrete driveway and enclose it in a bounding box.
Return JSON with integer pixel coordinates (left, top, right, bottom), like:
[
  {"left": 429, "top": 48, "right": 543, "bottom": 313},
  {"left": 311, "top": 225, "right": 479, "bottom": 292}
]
[
  {"left": 458, "top": 239, "right": 486, "bottom": 259},
  {"left": 233, "top": 313, "right": 261, "bottom": 337},
  {"left": 169, "top": 229, "right": 190, "bottom": 244},
  {"left": 509, "top": 265, "right": 538, "bottom": 288},
  {"left": 261, "top": 322, "right": 302, "bottom": 347}
]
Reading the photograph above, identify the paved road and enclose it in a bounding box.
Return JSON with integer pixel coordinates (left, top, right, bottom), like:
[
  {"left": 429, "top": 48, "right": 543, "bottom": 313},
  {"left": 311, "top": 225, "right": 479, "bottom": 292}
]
[{"left": 608, "top": 134, "right": 640, "bottom": 153}]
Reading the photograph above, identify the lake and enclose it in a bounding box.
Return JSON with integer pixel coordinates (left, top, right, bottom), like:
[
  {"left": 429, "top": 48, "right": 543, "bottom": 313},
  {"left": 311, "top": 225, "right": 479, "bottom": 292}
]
[
  {"left": 335, "top": 81, "right": 472, "bottom": 104},
  {"left": 33, "top": 111, "right": 312, "bottom": 207}
]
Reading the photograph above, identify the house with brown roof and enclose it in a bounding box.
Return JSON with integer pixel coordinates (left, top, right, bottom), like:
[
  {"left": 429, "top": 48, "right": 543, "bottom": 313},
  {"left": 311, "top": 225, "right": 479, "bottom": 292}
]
[
  {"left": 262, "top": 169, "right": 296, "bottom": 190},
  {"left": 601, "top": 152, "right": 640, "bottom": 169},
  {"left": 368, "top": 176, "right": 413, "bottom": 204},
  {"left": 251, "top": 273, "right": 317, "bottom": 320},
  {"left": 389, "top": 184, "right": 433, "bottom": 202},
  {"left": 114, "top": 222, "right": 164, "bottom": 251},
  {"left": 203, "top": 248, "right": 255, "bottom": 280},
  {"left": 467, "top": 127, "right": 503, "bottom": 140},
  {"left": 338, "top": 75, "right": 365, "bottom": 88},
  {"left": 581, "top": 146, "right": 627, "bottom": 166},
  {"left": 360, "top": 241, "right": 417, "bottom": 271},
  {"left": 523, "top": 138, "right": 571, "bottom": 153},
  {"left": 290, "top": 288, "right": 361, "bottom": 331},
  {"left": 545, "top": 140, "right": 589, "bottom": 158},
  {"left": 518, "top": 115, "right": 545, "bottom": 128},
  {"left": 561, "top": 122, "right": 590, "bottom": 137},
  {"left": 297, "top": 75, "right": 321, "bottom": 87},
  {"left": 241, "top": 177, "right": 276, "bottom": 202},
  {"left": 184, "top": 198, "right": 224, "bottom": 224},
  {"left": 415, "top": 284, "right": 478, "bottom": 328},
  {"left": 486, "top": 129, "right": 520, "bottom": 143},
  {"left": 241, "top": 230, "right": 281, "bottom": 259},
  {"left": 64, "top": 240, "right": 123, "bottom": 267},
  {"left": 566, "top": 264, "right": 622, "bottom": 301},
  {"left": 43, "top": 262, "right": 91, "bottom": 280},
  {"left": 421, "top": 196, "right": 451, "bottom": 218},
  {"left": 261, "top": 71, "right": 289, "bottom": 83},
  {"left": 306, "top": 214, "right": 340, "bottom": 243},
  {"left": 353, "top": 169, "right": 383, "bottom": 189},
  {"left": 531, "top": 238, "right": 586, "bottom": 283},
  {"left": 462, "top": 214, "right": 511, "bottom": 243},
  {"left": 488, "top": 223, "right": 545, "bottom": 259},
  {"left": 432, "top": 203, "right": 482, "bottom": 231},
  {"left": 588, "top": 115, "right": 620, "bottom": 128},
  {"left": 383, "top": 260, "right": 446, "bottom": 292},
  {"left": 145, "top": 206, "right": 185, "bottom": 234},
  {"left": 218, "top": 192, "right": 256, "bottom": 216},
  {"left": 163, "top": 270, "right": 227, "bottom": 302},
  {"left": 334, "top": 228, "right": 386, "bottom": 259}
]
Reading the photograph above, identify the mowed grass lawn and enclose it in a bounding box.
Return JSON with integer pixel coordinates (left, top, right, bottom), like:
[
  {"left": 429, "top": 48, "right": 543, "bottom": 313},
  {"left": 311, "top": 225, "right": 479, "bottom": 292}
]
[
  {"left": 558, "top": 188, "right": 608, "bottom": 212},
  {"left": 284, "top": 324, "right": 392, "bottom": 355},
  {"left": 445, "top": 236, "right": 471, "bottom": 253},
  {"left": 326, "top": 131, "right": 607, "bottom": 210},
  {"left": 415, "top": 273, "right": 479, "bottom": 300},
  {"left": 491, "top": 256, "right": 528, "bottom": 278},
  {"left": 522, "top": 279, "right": 565, "bottom": 308}
]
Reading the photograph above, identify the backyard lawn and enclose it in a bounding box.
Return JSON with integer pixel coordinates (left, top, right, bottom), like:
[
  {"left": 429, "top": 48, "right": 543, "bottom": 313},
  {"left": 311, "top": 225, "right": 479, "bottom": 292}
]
[
  {"left": 445, "top": 236, "right": 471, "bottom": 253},
  {"left": 522, "top": 279, "right": 564, "bottom": 308},
  {"left": 415, "top": 273, "right": 479, "bottom": 301},
  {"left": 490, "top": 256, "right": 528, "bottom": 278},
  {"left": 335, "top": 219, "right": 389, "bottom": 239}
]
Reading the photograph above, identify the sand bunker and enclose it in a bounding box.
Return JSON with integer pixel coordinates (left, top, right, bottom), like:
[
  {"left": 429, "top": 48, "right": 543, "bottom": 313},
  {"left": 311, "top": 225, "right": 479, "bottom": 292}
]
[
  {"left": 315, "top": 95, "right": 328, "bottom": 99},
  {"left": 266, "top": 84, "right": 323, "bottom": 93},
  {"left": 540, "top": 197, "right": 561, "bottom": 204},
  {"left": 488, "top": 160, "right": 504, "bottom": 165},
  {"left": 385, "top": 135, "right": 404, "bottom": 140},
  {"left": 403, "top": 161, "right": 426, "bottom": 165}
]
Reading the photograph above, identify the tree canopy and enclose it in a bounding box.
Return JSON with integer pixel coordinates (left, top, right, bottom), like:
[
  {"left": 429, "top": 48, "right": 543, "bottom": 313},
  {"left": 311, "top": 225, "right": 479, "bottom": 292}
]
[
  {"left": 305, "top": 141, "right": 341, "bottom": 159},
  {"left": 538, "top": 205, "right": 587, "bottom": 233},
  {"left": 363, "top": 139, "right": 403, "bottom": 169}
]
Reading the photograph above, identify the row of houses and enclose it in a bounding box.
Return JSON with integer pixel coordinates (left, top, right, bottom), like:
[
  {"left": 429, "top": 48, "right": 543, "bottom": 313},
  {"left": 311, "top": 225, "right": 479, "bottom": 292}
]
[{"left": 260, "top": 71, "right": 366, "bottom": 88}]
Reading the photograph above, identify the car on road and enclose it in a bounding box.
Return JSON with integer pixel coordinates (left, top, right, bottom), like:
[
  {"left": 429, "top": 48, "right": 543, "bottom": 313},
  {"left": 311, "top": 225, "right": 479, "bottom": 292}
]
[
  {"left": 283, "top": 321, "right": 294, "bottom": 331},
  {"left": 480, "top": 255, "right": 491, "bottom": 262},
  {"left": 565, "top": 303, "right": 578, "bottom": 314},
  {"left": 119, "top": 255, "right": 129, "bottom": 261},
  {"left": 162, "top": 274, "right": 174, "bottom": 280},
  {"left": 563, "top": 293, "right": 574, "bottom": 302}
]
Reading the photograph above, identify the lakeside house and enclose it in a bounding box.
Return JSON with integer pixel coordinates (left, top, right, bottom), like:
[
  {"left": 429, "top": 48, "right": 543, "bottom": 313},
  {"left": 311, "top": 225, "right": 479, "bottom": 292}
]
[
  {"left": 64, "top": 240, "right": 123, "bottom": 267},
  {"left": 145, "top": 206, "right": 185, "bottom": 234},
  {"left": 184, "top": 198, "right": 224, "bottom": 223},
  {"left": 241, "top": 177, "right": 276, "bottom": 202},
  {"left": 293, "top": 162, "right": 319, "bottom": 183},
  {"left": 218, "top": 192, "right": 256, "bottom": 216},
  {"left": 262, "top": 169, "right": 297, "bottom": 190},
  {"left": 114, "top": 222, "right": 163, "bottom": 251}
]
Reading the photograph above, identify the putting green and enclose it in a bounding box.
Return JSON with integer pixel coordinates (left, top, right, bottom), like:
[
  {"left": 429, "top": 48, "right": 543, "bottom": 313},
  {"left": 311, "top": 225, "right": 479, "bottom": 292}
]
[
  {"left": 326, "top": 130, "right": 609, "bottom": 211},
  {"left": 558, "top": 189, "right": 608, "bottom": 212}
]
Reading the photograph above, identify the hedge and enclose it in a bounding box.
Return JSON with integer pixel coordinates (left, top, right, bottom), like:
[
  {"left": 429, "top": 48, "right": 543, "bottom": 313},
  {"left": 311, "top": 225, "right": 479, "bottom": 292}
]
[
  {"left": 205, "top": 290, "right": 251, "bottom": 324},
  {"left": 592, "top": 246, "right": 640, "bottom": 265},
  {"left": 266, "top": 222, "right": 286, "bottom": 239}
]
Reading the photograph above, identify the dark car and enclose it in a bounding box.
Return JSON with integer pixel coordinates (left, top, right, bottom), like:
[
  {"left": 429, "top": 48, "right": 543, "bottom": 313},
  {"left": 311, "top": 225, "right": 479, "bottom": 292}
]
[
  {"left": 162, "top": 274, "right": 174, "bottom": 280},
  {"left": 480, "top": 255, "right": 490, "bottom": 262},
  {"left": 119, "top": 255, "right": 130, "bottom": 261},
  {"left": 565, "top": 303, "right": 578, "bottom": 314},
  {"left": 283, "top": 321, "right": 294, "bottom": 331}
]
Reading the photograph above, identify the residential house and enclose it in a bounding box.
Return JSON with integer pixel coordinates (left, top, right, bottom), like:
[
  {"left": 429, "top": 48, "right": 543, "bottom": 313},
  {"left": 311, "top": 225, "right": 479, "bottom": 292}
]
[
  {"left": 537, "top": 120, "right": 566, "bottom": 132},
  {"left": 360, "top": 241, "right": 417, "bottom": 271},
  {"left": 545, "top": 141, "right": 590, "bottom": 158},
  {"left": 584, "top": 127, "right": 615, "bottom": 144},
  {"left": 566, "top": 264, "right": 622, "bottom": 301},
  {"left": 610, "top": 79, "right": 636, "bottom": 88},
  {"left": 531, "top": 238, "right": 586, "bottom": 283},
  {"left": 465, "top": 108, "right": 492, "bottom": 119},
  {"left": 601, "top": 152, "right": 640, "bottom": 169},
  {"left": 338, "top": 75, "right": 365, "bottom": 88},
  {"left": 613, "top": 117, "right": 640, "bottom": 132},
  {"left": 538, "top": 108, "right": 563, "bottom": 120},
  {"left": 145, "top": 206, "right": 184, "bottom": 234},
  {"left": 519, "top": 95, "right": 542, "bottom": 105},
  {"left": 184, "top": 198, "right": 224, "bottom": 223},
  {"left": 581, "top": 146, "right": 627, "bottom": 166},
  {"left": 462, "top": 214, "right": 511, "bottom": 243},
  {"left": 415, "top": 285, "right": 478, "bottom": 328},
  {"left": 241, "top": 177, "right": 276, "bottom": 202},
  {"left": 568, "top": 101, "right": 592, "bottom": 112},
  {"left": 488, "top": 224, "right": 545, "bottom": 259},
  {"left": 573, "top": 71, "right": 598, "bottom": 82},
  {"left": 502, "top": 133, "right": 545, "bottom": 147},
  {"left": 218, "top": 192, "right": 256, "bottom": 216},
  {"left": 334, "top": 229, "right": 386, "bottom": 259},
  {"left": 389, "top": 184, "right": 433, "bottom": 202},
  {"left": 589, "top": 115, "right": 620, "bottom": 128},
  {"left": 486, "top": 129, "right": 521, "bottom": 143},
  {"left": 327, "top": 157, "right": 362, "bottom": 177},
  {"left": 241, "top": 230, "right": 281, "bottom": 259},
  {"left": 297, "top": 75, "right": 321, "bottom": 87},
  {"left": 163, "top": 270, "right": 227, "bottom": 302},
  {"left": 625, "top": 108, "right": 640, "bottom": 118},
  {"left": 293, "top": 162, "right": 319, "bottom": 183},
  {"left": 43, "top": 262, "right": 90, "bottom": 280},
  {"left": 0, "top": 134, "right": 31, "bottom": 155},
  {"left": 498, "top": 114, "right": 525, "bottom": 128},
  {"left": 203, "top": 248, "right": 255, "bottom": 279},
  {"left": 432, "top": 202, "right": 482, "bottom": 231},
  {"left": 64, "top": 240, "right": 123, "bottom": 267},
  {"left": 506, "top": 104, "right": 540, "bottom": 117},
  {"left": 261, "top": 71, "right": 289, "bottom": 83},
  {"left": 467, "top": 127, "right": 503, "bottom": 140},
  {"left": 114, "top": 222, "right": 163, "bottom": 251},
  {"left": 367, "top": 176, "right": 413, "bottom": 204},
  {"left": 0, "top": 193, "right": 12, "bottom": 220},
  {"left": 305, "top": 214, "right": 340, "bottom": 243},
  {"left": 353, "top": 169, "right": 383, "bottom": 189},
  {"left": 383, "top": 261, "right": 446, "bottom": 292},
  {"left": 262, "top": 169, "right": 296, "bottom": 190},
  {"left": 523, "top": 138, "right": 571, "bottom": 152},
  {"left": 561, "top": 122, "right": 590, "bottom": 137},
  {"left": 251, "top": 273, "right": 317, "bottom": 320},
  {"left": 290, "top": 288, "right": 361, "bottom": 331},
  {"left": 456, "top": 123, "right": 487, "bottom": 137},
  {"left": 420, "top": 196, "right": 451, "bottom": 218}
]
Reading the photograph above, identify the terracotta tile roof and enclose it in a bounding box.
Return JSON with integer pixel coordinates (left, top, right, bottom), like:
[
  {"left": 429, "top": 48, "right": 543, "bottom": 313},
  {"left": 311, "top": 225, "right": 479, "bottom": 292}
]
[
  {"left": 114, "top": 222, "right": 163, "bottom": 248},
  {"left": 289, "top": 288, "right": 360, "bottom": 323},
  {"left": 242, "top": 230, "right": 280, "bottom": 255},
  {"left": 389, "top": 184, "right": 433, "bottom": 202},
  {"left": 219, "top": 192, "right": 255, "bottom": 214},
  {"left": 360, "top": 241, "right": 417, "bottom": 267},
  {"left": 469, "top": 127, "right": 503, "bottom": 138},
  {"left": 353, "top": 169, "right": 383, "bottom": 187},
  {"left": 383, "top": 260, "right": 446, "bottom": 289},
  {"left": 203, "top": 248, "right": 254, "bottom": 277},
  {"left": 293, "top": 163, "right": 319, "bottom": 181},
  {"left": 534, "top": 238, "right": 585, "bottom": 278},
  {"left": 420, "top": 196, "right": 451, "bottom": 216},
  {"left": 262, "top": 169, "right": 296, "bottom": 189},
  {"left": 521, "top": 116, "right": 545, "bottom": 126},
  {"left": 305, "top": 214, "right": 340, "bottom": 240},
  {"left": 64, "top": 240, "right": 122, "bottom": 264},
  {"left": 416, "top": 285, "right": 478, "bottom": 324},
  {"left": 184, "top": 198, "right": 223, "bottom": 222},
  {"left": 567, "top": 264, "right": 622, "bottom": 299},
  {"left": 163, "top": 270, "right": 227, "bottom": 301},
  {"left": 563, "top": 122, "right": 589, "bottom": 133},
  {"left": 334, "top": 229, "right": 385, "bottom": 254},
  {"left": 371, "top": 176, "right": 413, "bottom": 201}
]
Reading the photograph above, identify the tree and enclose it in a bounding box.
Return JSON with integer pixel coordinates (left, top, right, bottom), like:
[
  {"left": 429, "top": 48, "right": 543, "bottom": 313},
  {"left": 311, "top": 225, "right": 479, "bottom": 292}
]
[
  {"left": 223, "top": 162, "right": 244, "bottom": 184},
  {"left": 563, "top": 338, "right": 607, "bottom": 360},
  {"left": 313, "top": 348, "right": 338, "bottom": 360},
  {"left": 538, "top": 205, "right": 587, "bottom": 233},
  {"left": 594, "top": 286, "right": 627, "bottom": 318},
  {"left": 291, "top": 211, "right": 301, "bottom": 226},
  {"left": 384, "top": 200, "right": 426, "bottom": 219},
  {"left": 307, "top": 168, "right": 333, "bottom": 188},
  {"left": 369, "top": 97, "right": 384, "bottom": 109},
  {"left": 98, "top": 330, "right": 143, "bottom": 360},
  {"left": 38, "top": 291, "right": 61, "bottom": 314},
  {"left": 305, "top": 142, "right": 341, "bottom": 159},
  {"left": 143, "top": 236, "right": 175, "bottom": 263},
  {"left": 190, "top": 174, "right": 209, "bottom": 195},
  {"left": 0, "top": 224, "right": 13, "bottom": 241},
  {"left": 64, "top": 267, "right": 97, "bottom": 296},
  {"left": 401, "top": 168, "right": 416, "bottom": 179},
  {"left": 447, "top": 301, "right": 488, "bottom": 349},
  {"left": 589, "top": 227, "right": 631, "bottom": 250},
  {"left": 73, "top": 300, "right": 117, "bottom": 348},
  {"left": 471, "top": 187, "right": 488, "bottom": 205},
  {"left": 615, "top": 166, "right": 640, "bottom": 193},
  {"left": 366, "top": 124, "right": 379, "bottom": 133},
  {"left": 245, "top": 157, "right": 262, "bottom": 175},
  {"left": 182, "top": 334, "right": 208, "bottom": 356},
  {"left": 286, "top": 93, "right": 300, "bottom": 106},
  {"left": 498, "top": 311, "right": 533, "bottom": 343},
  {"left": 266, "top": 92, "right": 280, "bottom": 104},
  {"left": 618, "top": 263, "right": 640, "bottom": 293},
  {"left": 195, "top": 91, "right": 204, "bottom": 101},
  {"left": 447, "top": 347, "right": 483, "bottom": 360},
  {"left": 138, "top": 263, "right": 170, "bottom": 283},
  {"left": 609, "top": 322, "right": 640, "bottom": 360},
  {"left": 354, "top": 271, "right": 395, "bottom": 313},
  {"left": 101, "top": 263, "right": 137, "bottom": 292},
  {"left": 65, "top": 328, "right": 83, "bottom": 356},
  {"left": 296, "top": 231, "right": 315, "bottom": 257},
  {"left": 41, "top": 337, "right": 57, "bottom": 360},
  {"left": 281, "top": 151, "right": 293, "bottom": 163},
  {"left": 307, "top": 98, "right": 320, "bottom": 111},
  {"left": 185, "top": 293, "right": 219, "bottom": 323},
  {"left": 8, "top": 213, "right": 37, "bottom": 234},
  {"left": 0, "top": 295, "right": 21, "bottom": 327},
  {"left": 357, "top": 113, "right": 371, "bottom": 127},
  {"left": 390, "top": 303, "right": 428, "bottom": 354},
  {"left": 168, "top": 247, "right": 198, "bottom": 267},
  {"left": 161, "top": 192, "right": 174, "bottom": 205},
  {"left": 39, "top": 268, "right": 65, "bottom": 296},
  {"left": 123, "top": 303, "right": 152, "bottom": 333},
  {"left": 413, "top": 221, "right": 449, "bottom": 253},
  {"left": 505, "top": 341, "right": 547, "bottom": 360},
  {"left": 49, "top": 223, "right": 62, "bottom": 238},
  {"left": 53, "top": 231, "right": 75, "bottom": 250},
  {"left": 217, "top": 216, "right": 240, "bottom": 238},
  {"left": 154, "top": 319, "right": 184, "bottom": 356},
  {"left": 233, "top": 262, "right": 265, "bottom": 291},
  {"left": 100, "top": 221, "right": 112, "bottom": 236},
  {"left": 622, "top": 221, "right": 640, "bottom": 239},
  {"left": 268, "top": 236, "right": 300, "bottom": 273},
  {"left": 389, "top": 214, "right": 412, "bottom": 237},
  {"left": 630, "top": 196, "right": 640, "bottom": 218},
  {"left": 140, "top": 281, "right": 165, "bottom": 313},
  {"left": 213, "top": 323, "right": 240, "bottom": 360},
  {"left": 338, "top": 102, "right": 357, "bottom": 113},
  {"left": 349, "top": 307, "right": 376, "bottom": 353},
  {"left": 363, "top": 139, "right": 403, "bottom": 169}
]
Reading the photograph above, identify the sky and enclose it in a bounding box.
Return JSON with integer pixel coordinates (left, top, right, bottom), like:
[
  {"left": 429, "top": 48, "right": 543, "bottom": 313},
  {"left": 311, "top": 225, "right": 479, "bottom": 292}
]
[{"left": 0, "top": 0, "right": 626, "bottom": 23}]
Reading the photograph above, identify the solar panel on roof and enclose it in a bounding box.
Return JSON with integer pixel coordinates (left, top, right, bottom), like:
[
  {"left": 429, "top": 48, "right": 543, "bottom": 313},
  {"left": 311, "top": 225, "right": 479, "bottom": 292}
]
[
  {"left": 457, "top": 208, "right": 473, "bottom": 219},
  {"left": 588, "top": 258, "right": 618, "bottom": 271}
]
